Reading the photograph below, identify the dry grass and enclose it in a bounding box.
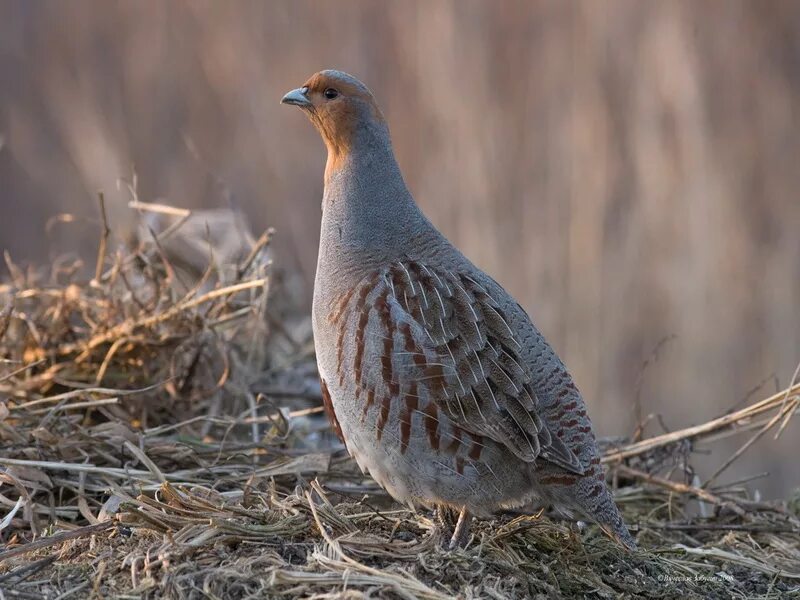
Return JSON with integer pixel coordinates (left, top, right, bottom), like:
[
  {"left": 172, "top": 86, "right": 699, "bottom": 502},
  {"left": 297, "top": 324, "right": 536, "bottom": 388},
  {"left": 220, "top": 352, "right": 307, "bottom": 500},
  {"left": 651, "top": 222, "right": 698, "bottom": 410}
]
[{"left": 0, "top": 203, "right": 799, "bottom": 599}]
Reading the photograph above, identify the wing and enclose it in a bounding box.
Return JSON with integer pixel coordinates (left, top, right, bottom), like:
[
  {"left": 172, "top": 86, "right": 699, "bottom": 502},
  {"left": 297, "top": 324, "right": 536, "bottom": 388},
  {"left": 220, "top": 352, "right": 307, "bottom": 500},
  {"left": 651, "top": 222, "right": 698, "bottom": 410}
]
[{"left": 330, "top": 260, "right": 583, "bottom": 474}]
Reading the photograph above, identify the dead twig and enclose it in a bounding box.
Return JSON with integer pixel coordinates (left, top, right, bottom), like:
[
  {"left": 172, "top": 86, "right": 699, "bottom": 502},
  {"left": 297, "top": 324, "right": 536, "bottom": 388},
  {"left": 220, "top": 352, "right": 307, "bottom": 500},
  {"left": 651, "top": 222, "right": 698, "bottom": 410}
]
[
  {"left": 603, "top": 382, "right": 800, "bottom": 464},
  {"left": 0, "top": 521, "right": 114, "bottom": 563},
  {"left": 92, "top": 192, "right": 111, "bottom": 284},
  {"left": 614, "top": 464, "right": 746, "bottom": 516}
]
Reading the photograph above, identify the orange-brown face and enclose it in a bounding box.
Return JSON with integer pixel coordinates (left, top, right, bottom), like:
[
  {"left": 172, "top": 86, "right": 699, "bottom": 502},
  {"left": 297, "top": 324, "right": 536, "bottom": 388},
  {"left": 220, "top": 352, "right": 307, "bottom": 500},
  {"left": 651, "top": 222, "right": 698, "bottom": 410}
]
[{"left": 281, "top": 70, "right": 384, "bottom": 177}]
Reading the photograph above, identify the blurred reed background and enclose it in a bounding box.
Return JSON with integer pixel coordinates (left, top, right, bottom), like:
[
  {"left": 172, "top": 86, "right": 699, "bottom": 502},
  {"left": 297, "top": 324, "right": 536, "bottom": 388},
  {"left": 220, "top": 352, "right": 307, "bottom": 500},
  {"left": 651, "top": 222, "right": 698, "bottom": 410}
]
[{"left": 0, "top": 0, "right": 798, "bottom": 497}]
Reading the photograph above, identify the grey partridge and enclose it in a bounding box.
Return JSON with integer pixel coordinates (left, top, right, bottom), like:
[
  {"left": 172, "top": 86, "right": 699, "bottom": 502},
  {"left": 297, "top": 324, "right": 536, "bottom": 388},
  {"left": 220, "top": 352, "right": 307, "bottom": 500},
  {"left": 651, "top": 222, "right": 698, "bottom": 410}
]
[{"left": 282, "top": 70, "right": 636, "bottom": 550}]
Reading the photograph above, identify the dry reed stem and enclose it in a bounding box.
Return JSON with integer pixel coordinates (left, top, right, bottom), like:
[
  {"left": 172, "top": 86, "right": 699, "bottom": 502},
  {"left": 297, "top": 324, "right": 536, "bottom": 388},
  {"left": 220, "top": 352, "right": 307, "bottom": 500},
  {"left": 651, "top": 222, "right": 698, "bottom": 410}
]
[{"left": 603, "top": 382, "right": 800, "bottom": 464}]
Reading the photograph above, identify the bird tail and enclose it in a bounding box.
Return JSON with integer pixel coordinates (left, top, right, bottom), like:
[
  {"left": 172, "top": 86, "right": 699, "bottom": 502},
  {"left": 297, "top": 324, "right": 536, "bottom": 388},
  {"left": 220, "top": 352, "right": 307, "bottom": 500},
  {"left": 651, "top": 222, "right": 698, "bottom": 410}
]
[
  {"left": 564, "top": 475, "right": 638, "bottom": 551},
  {"left": 597, "top": 517, "right": 637, "bottom": 551}
]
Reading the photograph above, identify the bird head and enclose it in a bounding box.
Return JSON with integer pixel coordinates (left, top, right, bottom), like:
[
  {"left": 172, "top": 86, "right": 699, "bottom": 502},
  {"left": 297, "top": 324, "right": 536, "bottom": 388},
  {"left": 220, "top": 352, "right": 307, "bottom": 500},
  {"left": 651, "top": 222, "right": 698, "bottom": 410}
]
[{"left": 281, "top": 70, "right": 386, "bottom": 179}]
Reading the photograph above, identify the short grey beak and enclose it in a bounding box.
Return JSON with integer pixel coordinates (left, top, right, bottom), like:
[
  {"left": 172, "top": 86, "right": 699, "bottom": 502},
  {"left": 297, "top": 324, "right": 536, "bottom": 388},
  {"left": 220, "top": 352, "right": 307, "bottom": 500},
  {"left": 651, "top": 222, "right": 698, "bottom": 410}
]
[{"left": 281, "top": 87, "right": 311, "bottom": 108}]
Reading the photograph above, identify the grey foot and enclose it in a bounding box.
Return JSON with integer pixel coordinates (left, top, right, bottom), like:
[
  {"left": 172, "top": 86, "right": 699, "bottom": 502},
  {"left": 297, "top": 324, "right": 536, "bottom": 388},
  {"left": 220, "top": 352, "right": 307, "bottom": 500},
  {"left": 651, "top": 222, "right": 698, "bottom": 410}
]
[{"left": 447, "top": 508, "right": 473, "bottom": 550}]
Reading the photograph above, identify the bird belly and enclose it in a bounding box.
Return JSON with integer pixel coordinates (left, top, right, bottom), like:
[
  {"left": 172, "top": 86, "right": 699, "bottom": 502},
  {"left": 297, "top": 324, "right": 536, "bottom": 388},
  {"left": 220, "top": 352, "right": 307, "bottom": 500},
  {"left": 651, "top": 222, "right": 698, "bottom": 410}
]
[{"left": 318, "top": 358, "right": 541, "bottom": 515}]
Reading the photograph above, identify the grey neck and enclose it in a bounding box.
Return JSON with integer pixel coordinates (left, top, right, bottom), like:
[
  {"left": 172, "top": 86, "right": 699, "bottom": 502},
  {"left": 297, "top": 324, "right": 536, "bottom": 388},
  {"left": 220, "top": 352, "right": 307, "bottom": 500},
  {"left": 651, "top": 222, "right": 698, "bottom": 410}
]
[{"left": 320, "top": 122, "right": 431, "bottom": 261}]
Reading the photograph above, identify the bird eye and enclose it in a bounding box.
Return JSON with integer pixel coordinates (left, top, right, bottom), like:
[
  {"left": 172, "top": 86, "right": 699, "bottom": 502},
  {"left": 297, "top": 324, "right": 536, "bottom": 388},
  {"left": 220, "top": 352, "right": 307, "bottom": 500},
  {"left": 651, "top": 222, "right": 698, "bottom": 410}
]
[{"left": 323, "top": 88, "right": 339, "bottom": 100}]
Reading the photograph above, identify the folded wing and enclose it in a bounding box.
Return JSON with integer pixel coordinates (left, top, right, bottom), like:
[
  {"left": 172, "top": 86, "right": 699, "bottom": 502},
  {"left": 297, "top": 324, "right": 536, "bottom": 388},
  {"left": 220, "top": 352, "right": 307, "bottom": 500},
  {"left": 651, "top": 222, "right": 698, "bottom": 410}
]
[{"left": 330, "top": 260, "right": 584, "bottom": 475}]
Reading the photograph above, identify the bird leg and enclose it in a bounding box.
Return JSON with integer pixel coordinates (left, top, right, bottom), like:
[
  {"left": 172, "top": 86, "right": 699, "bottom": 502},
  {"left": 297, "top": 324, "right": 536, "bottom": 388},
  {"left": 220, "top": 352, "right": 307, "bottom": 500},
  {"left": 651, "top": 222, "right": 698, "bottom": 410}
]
[
  {"left": 433, "top": 505, "right": 447, "bottom": 530},
  {"left": 448, "top": 507, "right": 473, "bottom": 550},
  {"left": 434, "top": 505, "right": 455, "bottom": 529}
]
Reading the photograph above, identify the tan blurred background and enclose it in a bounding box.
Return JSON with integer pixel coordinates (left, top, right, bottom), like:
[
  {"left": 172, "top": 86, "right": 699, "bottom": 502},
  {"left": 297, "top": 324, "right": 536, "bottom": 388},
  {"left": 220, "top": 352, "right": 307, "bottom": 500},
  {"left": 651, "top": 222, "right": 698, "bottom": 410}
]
[{"left": 0, "top": 1, "right": 798, "bottom": 497}]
